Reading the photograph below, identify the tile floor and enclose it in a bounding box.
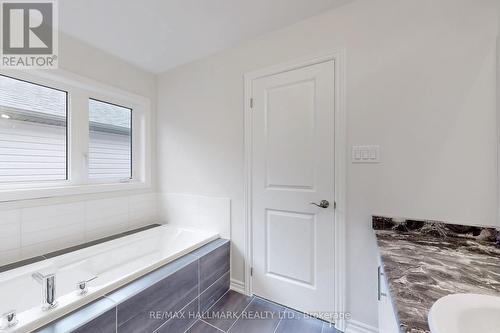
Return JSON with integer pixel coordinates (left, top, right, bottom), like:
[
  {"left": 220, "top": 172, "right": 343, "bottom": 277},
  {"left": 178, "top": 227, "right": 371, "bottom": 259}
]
[{"left": 186, "top": 290, "right": 340, "bottom": 333}]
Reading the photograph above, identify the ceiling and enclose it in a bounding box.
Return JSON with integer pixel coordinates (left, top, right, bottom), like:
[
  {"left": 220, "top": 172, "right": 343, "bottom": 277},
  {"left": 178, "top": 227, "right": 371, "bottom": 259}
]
[{"left": 59, "top": 0, "right": 351, "bottom": 74}]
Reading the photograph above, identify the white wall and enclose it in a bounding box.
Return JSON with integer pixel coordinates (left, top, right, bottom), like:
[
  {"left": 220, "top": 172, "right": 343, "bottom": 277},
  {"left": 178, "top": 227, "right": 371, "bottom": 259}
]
[
  {"left": 0, "top": 34, "right": 159, "bottom": 266},
  {"left": 156, "top": 0, "right": 499, "bottom": 328},
  {"left": 58, "top": 34, "right": 156, "bottom": 101},
  {"left": 497, "top": 0, "right": 500, "bottom": 225}
]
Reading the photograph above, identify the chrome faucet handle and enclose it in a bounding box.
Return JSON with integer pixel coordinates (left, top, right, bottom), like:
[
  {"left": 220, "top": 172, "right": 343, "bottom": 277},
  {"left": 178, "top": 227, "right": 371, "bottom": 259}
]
[
  {"left": 77, "top": 276, "right": 97, "bottom": 295},
  {"left": 0, "top": 310, "right": 18, "bottom": 330}
]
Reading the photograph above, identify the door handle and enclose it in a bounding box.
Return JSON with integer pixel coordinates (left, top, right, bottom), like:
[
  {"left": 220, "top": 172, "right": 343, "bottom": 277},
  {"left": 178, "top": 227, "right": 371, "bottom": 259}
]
[
  {"left": 310, "top": 200, "right": 329, "bottom": 208},
  {"left": 377, "top": 266, "right": 387, "bottom": 300}
]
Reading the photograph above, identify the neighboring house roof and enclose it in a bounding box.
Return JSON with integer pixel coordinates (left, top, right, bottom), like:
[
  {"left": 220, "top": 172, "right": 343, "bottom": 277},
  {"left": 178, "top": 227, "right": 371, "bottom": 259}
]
[
  {"left": 89, "top": 99, "right": 131, "bottom": 129},
  {"left": 0, "top": 76, "right": 66, "bottom": 117},
  {"left": 0, "top": 75, "right": 131, "bottom": 132}
]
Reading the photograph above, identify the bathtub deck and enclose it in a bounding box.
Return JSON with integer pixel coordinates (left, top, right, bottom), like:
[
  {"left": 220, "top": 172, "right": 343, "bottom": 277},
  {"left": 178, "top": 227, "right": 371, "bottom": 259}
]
[
  {"left": 0, "top": 224, "right": 162, "bottom": 273},
  {"left": 30, "top": 236, "right": 337, "bottom": 333},
  {"left": 35, "top": 238, "right": 230, "bottom": 333}
]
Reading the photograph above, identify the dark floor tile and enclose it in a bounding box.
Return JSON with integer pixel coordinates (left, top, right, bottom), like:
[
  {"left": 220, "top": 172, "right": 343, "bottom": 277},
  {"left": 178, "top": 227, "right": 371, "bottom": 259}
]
[
  {"left": 199, "top": 241, "right": 230, "bottom": 292},
  {"left": 275, "top": 309, "right": 323, "bottom": 333},
  {"left": 185, "top": 320, "right": 221, "bottom": 333},
  {"left": 200, "top": 272, "right": 230, "bottom": 313},
  {"left": 228, "top": 298, "right": 283, "bottom": 333},
  {"left": 202, "top": 290, "right": 253, "bottom": 331},
  {"left": 155, "top": 297, "right": 199, "bottom": 333},
  {"left": 321, "top": 322, "right": 340, "bottom": 333}
]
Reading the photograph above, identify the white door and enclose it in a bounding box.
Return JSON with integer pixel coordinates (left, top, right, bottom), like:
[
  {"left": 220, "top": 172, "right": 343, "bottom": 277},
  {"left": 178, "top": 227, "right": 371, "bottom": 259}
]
[{"left": 251, "top": 60, "right": 335, "bottom": 315}]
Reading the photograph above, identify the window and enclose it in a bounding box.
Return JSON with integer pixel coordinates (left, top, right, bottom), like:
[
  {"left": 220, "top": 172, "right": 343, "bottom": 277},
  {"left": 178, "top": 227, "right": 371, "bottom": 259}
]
[
  {"left": 89, "top": 99, "right": 132, "bottom": 180},
  {"left": 0, "top": 75, "right": 67, "bottom": 183},
  {"left": 0, "top": 71, "right": 151, "bottom": 201}
]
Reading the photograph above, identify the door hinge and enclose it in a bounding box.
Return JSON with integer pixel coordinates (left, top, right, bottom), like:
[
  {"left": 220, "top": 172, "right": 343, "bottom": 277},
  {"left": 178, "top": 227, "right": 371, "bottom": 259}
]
[
  {"left": 334, "top": 201, "right": 337, "bottom": 209},
  {"left": 250, "top": 98, "right": 254, "bottom": 108},
  {"left": 250, "top": 267, "right": 253, "bottom": 276}
]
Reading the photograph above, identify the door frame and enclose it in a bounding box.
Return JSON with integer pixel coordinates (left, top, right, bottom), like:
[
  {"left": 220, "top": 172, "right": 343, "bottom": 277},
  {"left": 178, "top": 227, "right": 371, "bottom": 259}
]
[{"left": 243, "top": 50, "right": 347, "bottom": 332}]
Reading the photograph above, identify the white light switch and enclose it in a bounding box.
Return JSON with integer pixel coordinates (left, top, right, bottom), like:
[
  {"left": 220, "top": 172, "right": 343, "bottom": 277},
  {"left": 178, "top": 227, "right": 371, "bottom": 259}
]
[{"left": 352, "top": 145, "right": 380, "bottom": 163}]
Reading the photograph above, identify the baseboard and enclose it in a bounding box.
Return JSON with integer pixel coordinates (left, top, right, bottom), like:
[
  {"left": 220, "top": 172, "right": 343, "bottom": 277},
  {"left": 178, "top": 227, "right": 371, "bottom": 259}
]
[
  {"left": 230, "top": 278, "right": 246, "bottom": 294},
  {"left": 344, "top": 320, "right": 378, "bottom": 333}
]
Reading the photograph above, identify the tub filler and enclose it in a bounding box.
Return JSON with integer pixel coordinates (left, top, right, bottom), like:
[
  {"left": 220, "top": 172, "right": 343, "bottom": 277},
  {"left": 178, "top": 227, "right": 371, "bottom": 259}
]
[{"left": 0, "top": 225, "right": 230, "bottom": 333}]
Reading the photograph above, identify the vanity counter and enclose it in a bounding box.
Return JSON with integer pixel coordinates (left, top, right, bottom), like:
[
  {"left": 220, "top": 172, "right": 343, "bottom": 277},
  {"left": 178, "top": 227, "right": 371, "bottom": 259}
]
[{"left": 373, "top": 216, "right": 500, "bottom": 333}]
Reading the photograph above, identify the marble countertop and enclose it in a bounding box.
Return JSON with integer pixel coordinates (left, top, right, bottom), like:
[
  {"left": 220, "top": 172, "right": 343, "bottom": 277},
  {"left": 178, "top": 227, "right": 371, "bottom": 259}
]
[{"left": 373, "top": 216, "right": 500, "bottom": 333}]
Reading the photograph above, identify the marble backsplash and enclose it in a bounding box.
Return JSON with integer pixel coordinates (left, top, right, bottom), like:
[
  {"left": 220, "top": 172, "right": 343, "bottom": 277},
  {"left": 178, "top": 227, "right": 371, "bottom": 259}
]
[{"left": 372, "top": 215, "right": 500, "bottom": 247}]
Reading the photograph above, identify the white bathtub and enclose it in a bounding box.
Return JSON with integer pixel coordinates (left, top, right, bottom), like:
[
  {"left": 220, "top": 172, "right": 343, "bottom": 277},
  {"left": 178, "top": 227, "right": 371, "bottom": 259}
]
[{"left": 0, "top": 225, "right": 219, "bottom": 333}]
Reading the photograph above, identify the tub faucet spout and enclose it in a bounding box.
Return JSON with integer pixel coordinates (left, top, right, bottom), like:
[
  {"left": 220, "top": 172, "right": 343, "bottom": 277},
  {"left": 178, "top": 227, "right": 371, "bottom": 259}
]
[{"left": 32, "top": 272, "right": 58, "bottom": 310}]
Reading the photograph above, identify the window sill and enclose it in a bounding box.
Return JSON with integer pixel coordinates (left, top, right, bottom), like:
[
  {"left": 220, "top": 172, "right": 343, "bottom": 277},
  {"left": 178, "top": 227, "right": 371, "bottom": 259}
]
[{"left": 0, "top": 181, "right": 150, "bottom": 203}]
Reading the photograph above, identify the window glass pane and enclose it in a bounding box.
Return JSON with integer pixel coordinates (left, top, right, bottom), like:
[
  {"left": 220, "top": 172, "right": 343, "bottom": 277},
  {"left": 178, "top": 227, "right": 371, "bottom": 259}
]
[
  {"left": 89, "top": 99, "right": 132, "bottom": 179},
  {"left": 0, "top": 75, "right": 67, "bottom": 183}
]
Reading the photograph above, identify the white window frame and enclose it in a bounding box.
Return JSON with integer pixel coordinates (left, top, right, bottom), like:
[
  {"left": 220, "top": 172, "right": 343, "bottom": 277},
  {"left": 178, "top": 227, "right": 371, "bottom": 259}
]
[
  {"left": 0, "top": 69, "right": 152, "bottom": 202},
  {"left": 87, "top": 98, "right": 133, "bottom": 183}
]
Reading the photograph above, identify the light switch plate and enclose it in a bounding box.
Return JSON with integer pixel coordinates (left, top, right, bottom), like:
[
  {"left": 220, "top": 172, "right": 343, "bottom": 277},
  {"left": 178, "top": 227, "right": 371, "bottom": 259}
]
[{"left": 352, "top": 145, "right": 380, "bottom": 163}]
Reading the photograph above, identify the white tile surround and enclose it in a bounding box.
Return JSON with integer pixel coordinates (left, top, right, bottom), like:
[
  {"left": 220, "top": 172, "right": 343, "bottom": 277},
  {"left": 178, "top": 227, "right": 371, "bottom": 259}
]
[
  {"left": 0, "top": 193, "right": 158, "bottom": 266},
  {"left": 158, "top": 193, "right": 231, "bottom": 239},
  {"left": 0, "top": 192, "right": 231, "bottom": 267}
]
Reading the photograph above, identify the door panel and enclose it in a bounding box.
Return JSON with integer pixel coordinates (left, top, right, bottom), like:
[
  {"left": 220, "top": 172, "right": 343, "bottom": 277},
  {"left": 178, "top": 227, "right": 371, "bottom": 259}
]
[
  {"left": 252, "top": 60, "right": 335, "bottom": 315},
  {"left": 266, "top": 209, "right": 316, "bottom": 286},
  {"left": 266, "top": 79, "right": 315, "bottom": 190}
]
